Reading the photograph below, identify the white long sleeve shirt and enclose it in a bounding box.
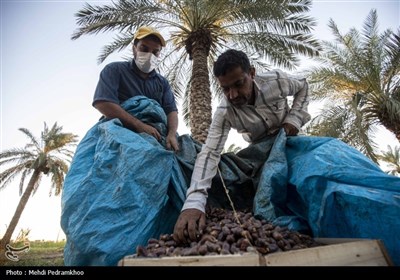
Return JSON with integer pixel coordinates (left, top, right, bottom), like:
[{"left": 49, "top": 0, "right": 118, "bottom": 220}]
[{"left": 182, "top": 70, "right": 311, "bottom": 213}]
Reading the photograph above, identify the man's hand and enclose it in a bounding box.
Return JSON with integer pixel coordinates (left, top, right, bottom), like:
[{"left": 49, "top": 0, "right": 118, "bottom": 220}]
[
  {"left": 282, "top": 123, "right": 299, "bottom": 136},
  {"left": 136, "top": 123, "right": 161, "bottom": 141},
  {"left": 166, "top": 133, "right": 179, "bottom": 152},
  {"left": 173, "top": 209, "right": 206, "bottom": 244}
]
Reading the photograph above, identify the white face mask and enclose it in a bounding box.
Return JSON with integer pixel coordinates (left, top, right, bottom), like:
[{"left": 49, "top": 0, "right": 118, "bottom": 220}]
[{"left": 134, "top": 51, "right": 160, "bottom": 73}]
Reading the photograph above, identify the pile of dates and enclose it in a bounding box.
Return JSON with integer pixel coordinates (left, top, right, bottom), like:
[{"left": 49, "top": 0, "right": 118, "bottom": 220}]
[{"left": 135, "top": 208, "right": 321, "bottom": 257}]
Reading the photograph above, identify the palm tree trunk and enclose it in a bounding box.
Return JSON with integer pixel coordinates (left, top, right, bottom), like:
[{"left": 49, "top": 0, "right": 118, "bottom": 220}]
[
  {"left": 189, "top": 44, "right": 212, "bottom": 143},
  {"left": 0, "top": 170, "right": 41, "bottom": 259}
]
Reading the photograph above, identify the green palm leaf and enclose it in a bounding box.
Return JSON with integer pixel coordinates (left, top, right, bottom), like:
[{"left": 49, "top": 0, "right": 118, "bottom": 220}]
[{"left": 378, "top": 145, "right": 400, "bottom": 175}]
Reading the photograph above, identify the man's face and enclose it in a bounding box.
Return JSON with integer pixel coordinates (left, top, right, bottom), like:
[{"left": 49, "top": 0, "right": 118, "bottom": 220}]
[
  {"left": 133, "top": 37, "right": 162, "bottom": 58},
  {"left": 218, "top": 66, "right": 255, "bottom": 106}
]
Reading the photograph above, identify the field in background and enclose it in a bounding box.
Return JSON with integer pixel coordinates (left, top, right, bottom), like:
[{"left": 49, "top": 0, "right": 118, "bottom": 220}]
[{"left": 1, "top": 240, "right": 65, "bottom": 266}]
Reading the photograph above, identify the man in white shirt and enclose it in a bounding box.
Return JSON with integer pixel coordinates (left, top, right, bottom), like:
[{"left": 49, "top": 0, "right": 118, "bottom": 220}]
[{"left": 173, "top": 49, "right": 311, "bottom": 243}]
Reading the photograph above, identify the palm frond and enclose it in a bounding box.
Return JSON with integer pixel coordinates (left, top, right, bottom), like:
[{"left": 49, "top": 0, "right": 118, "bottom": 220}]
[
  {"left": 71, "top": 0, "right": 160, "bottom": 40},
  {"left": 222, "top": 143, "right": 242, "bottom": 154},
  {"left": 377, "top": 145, "right": 400, "bottom": 175},
  {"left": 383, "top": 28, "right": 400, "bottom": 95},
  {"left": 98, "top": 33, "right": 135, "bottom": 64},
  {"left": 18, "top": 128, "right": 40, "bottom": 151},
  {"left": 19, "top": 169, "right": 29, "bottom": 196},
  {"left": 307, "top": 96, "right": 379, "bottom": 162},
  {"left": 0, "top": 163, "right": 33, "bottom": 191}
]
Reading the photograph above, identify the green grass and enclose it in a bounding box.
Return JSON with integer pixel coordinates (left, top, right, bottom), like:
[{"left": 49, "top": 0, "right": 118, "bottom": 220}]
[{"left": 2, "top": 240, "right": 65, "bottom": 266}]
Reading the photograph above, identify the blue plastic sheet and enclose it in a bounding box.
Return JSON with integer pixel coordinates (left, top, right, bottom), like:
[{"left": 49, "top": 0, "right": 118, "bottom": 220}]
[
  {"left": 61, "top": 96, "right": 400, "bottom": 266},
  {"left": 254, "top": 131, "right": 400, "bottom": 265}
]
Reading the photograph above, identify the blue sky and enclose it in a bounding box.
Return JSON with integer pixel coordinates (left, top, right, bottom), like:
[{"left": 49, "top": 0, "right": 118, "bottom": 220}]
[{"left": 0, "top": 0, "right": 399, "bottom": 241}]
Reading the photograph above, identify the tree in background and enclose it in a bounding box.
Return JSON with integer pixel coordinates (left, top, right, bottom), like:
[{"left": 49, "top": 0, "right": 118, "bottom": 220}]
[
  {"left": 378, "top": 145, "right": 400, "bottom": 176},
  {"left": 222, "top": 143, "right": 242, "bottom": 154},
  {"left": 305, "top": 9, "right": 400, "bottom": 163},
  {"left": 71, "top": 0, "right": 321, "bottom": 142},
  {"left": 0, "top": 123, "right": 77, "bottom": 257}
]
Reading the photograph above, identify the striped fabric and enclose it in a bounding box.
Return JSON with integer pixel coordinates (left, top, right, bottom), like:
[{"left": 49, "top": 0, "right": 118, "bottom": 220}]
[{"left": 182, "top": 70, "right": 311, "bottom": 212}]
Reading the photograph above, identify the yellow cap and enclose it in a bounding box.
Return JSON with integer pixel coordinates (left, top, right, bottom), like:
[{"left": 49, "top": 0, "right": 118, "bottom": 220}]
[{"left": 133, "top": 26, "right": 166, "bottom": 47}]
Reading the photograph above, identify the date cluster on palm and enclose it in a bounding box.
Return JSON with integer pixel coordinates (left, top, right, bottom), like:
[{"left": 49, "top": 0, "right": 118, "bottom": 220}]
[{"left": 135, "top": 208, "right": 321, "bottom": 258}]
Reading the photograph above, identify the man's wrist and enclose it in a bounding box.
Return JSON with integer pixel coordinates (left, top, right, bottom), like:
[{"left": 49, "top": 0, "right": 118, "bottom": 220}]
[
  {"left": 182, "top": 192, "right": 207, "bottom": 213},
  {"left": 167, "top": 130, "right": 177, "bottom": 137}
]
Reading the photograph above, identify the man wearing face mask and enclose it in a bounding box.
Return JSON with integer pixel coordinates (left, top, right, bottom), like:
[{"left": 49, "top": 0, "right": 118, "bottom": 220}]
[{"left": 93, "top": 26, "right": 179, "bottom": 151}]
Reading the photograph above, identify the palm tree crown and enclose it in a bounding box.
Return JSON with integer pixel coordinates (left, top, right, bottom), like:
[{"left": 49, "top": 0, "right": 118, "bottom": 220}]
[
  {"left": 72, "top": 0, "right": 321, "bottom": 142},
  {"left": 306, "top": 9, "right": 400, "bottom": 162},
  {"left": 1, "top": 122, "right": 77, "bottom": 196}
]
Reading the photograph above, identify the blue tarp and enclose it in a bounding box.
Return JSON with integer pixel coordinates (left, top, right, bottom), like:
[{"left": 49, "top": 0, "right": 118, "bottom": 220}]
[{"left": 61, "top": 96, "right": 400, "bottom": 266}]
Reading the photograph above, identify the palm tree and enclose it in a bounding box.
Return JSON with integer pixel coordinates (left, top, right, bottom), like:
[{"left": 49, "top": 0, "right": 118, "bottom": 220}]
[
  {"left": 378, "top": 145, "right": 400, "bottom": 176},
  {"left": 71, "top": 0, "right": 321, "bottom": 142},
  {"left": 0, "top": 123, "right": 77, "bottom": 256},
  {"left": 222, "top": 143, "right": 242, "bottom": 154},
  {"left": 305, "top": 9, "right": 400, "bottom": 162}
]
